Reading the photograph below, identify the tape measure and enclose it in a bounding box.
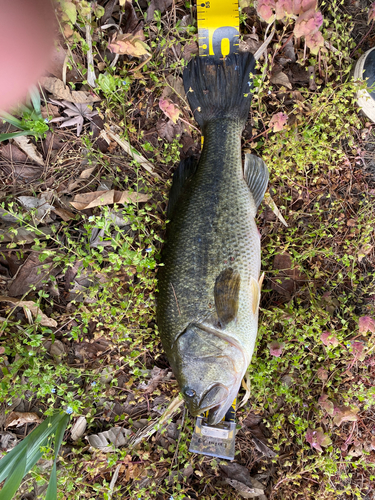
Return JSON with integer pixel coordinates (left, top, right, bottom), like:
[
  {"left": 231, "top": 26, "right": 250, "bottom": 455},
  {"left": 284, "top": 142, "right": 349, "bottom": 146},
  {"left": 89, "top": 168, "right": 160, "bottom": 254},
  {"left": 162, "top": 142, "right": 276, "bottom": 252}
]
[{"left": 197, "top": 0, "right": 240, "bottom": 59}]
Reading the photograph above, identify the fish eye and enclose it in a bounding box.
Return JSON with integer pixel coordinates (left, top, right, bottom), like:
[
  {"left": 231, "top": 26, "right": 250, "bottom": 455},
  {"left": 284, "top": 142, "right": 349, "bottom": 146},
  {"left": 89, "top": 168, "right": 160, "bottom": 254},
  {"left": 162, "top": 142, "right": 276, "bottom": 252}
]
[{"left": 184, "top": 388, "right": 196, "bottom": 398}]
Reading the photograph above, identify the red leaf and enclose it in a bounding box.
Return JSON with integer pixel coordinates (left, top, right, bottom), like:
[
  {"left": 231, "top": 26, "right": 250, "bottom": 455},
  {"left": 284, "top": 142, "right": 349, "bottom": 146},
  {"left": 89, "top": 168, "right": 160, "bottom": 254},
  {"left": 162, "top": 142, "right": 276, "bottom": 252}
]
[
  {"left": 320, "top": 331, "right": 339, "bottom": 348},
  {"left": 350, "top": 341, "right": 366, "bottom": 362},
  {"left": 267, "top": 340, "right": 285, "bottom": 357},
  {"left": 294, "top": 8, "right": 323, "bottom": 38},
  {"left": 269, "top": 112, "right": 288, "bottom": 132},
  {"left": 257, "top": 0, "right": 276, "bottom": 23},
  {"left": 358, "top": 316, "right": 375, "bottom": 334},
  {"left": 305, "top": 30, "right": 324, "bottom": 54},
  {"left": 306, "top": 427, "right": 331, "bottom": 452},
  {"left": 275, "top": 0, "right": 293, "bottom": 19},
  {"left": 333, "top": 406, "right": 359, "bottom": 427},
  {"left": 318, "top": 394, "right": 334, "bottom": 415},
  {"left": 159, "top": 98, "right": 181, "bottom": 124},
  {"left": 292, "top": 0, "right": 317, "bottom": 15}
]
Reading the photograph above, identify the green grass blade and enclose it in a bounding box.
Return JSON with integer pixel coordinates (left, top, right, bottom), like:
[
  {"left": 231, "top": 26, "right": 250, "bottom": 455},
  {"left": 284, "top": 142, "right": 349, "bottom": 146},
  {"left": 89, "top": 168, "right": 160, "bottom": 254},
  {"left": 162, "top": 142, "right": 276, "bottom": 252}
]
[
  {"left": 0, "top": 131, "right": 34, "bottom": 142},
  {"left": 0, "top": 413, "right": 66, "bottom": 483},
  {"left": 44, "top": 463, "right": 57, "bottom": 500},
  {"left": 0, "top": 111, "right": 25, "bottom": 129},
  {"left": 29, "top": 86, "right": 41, "bottom": 115},
  {"left": 44, "top": 412, "right": 70, "bottom": 500},
  {"left": 0, "top": 451, "right": 26, "bottom": 500}
]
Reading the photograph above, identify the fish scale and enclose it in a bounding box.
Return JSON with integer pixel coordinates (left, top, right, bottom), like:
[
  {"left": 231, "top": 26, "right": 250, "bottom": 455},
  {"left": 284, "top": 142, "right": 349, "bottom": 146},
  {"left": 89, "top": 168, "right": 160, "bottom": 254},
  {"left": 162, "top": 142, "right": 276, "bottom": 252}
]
[{"left": 157, "top": 53, "right": 268, "bottom": 424}]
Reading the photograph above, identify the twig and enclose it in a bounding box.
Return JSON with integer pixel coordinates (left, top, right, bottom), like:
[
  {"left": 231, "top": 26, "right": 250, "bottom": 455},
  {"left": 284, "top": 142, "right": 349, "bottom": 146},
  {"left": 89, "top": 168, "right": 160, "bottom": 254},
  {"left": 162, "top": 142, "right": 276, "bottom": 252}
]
[
  {"left": 171, "top": 282, "right": 181, "bottom": 315},
  {"left": 350, "top": 20, "right": 374, "bottom": 58}
]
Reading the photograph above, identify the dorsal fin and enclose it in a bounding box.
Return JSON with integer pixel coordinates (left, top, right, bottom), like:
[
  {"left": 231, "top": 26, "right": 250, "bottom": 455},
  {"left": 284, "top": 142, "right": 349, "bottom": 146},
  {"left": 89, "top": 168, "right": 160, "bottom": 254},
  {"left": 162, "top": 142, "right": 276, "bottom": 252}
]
[
  {"left": 244, "top": 154, "right": 269, "bottom": 210},
  {"left": 167, "top": 156, "right": 198, "bottom": 219}
]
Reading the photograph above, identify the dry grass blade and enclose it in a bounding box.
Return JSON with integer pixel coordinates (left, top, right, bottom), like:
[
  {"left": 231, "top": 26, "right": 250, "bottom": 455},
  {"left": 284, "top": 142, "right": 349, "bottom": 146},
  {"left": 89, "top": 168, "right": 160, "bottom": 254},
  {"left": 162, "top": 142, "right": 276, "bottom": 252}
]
[
  {"left": 100, "top": 129, "right": 161, "bottom": 179},
  {"left": 128, "top": 396, "right": 184, "bottom": 447},
  {"left": 264, "top": 193, "right": 288, "bottom": 227}
]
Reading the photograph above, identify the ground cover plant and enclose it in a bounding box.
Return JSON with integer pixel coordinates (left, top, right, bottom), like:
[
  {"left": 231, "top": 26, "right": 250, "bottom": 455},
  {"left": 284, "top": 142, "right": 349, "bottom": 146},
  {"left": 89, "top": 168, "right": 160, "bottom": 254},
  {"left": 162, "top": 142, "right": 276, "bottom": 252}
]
[{"left": 0, "top": 0, "right": 375, "bottom": 498}]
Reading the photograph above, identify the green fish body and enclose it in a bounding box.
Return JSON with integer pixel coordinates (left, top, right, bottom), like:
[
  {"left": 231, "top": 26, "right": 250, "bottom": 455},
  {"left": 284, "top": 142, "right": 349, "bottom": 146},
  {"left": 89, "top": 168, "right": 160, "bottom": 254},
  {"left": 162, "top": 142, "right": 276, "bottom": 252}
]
[{"left": 157, "top": 53, "right": 268, "bottom": 424}]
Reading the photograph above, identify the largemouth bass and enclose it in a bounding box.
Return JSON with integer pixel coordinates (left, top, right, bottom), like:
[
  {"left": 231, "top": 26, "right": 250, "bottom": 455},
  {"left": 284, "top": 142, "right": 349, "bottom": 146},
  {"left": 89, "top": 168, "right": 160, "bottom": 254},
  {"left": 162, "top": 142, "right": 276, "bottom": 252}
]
[{"left": 157, "top": 53, "right": 269, "bottom": 425}]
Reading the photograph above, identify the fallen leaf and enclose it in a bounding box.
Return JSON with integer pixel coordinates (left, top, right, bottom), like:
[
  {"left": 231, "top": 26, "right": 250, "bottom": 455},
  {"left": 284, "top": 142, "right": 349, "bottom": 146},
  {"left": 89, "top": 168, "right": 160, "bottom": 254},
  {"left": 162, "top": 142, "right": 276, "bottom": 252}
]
[
  {"left": 8, "top": 252, "right": 58, "bottom": 296},
  {"left": 333, "top": 406, "right": 359, "bottom": 426},
  {"left": 86, "top": 426, "right": 132, "bottom": 452},
  {"left": 146, "top": 0, "right": 173, "bottom": 22},
  {"left": 17, "top": 195, "right": 54, "bottom": 223},
  {"left": 369, "top": 2, "right": 375, "bottom": 23},
  {"left": 52, "top": 207, "right": 76, "bottom": 221},
  {"left": 71, "top": 416, "right": 87, "bottom": 441},
  {"left": 270, "top": 70, "right": 292, "bottom": 89},
  {"left": 357, "top": 243, "right": 373, "bottom": 262},
  {"left": 0, "top": 296, "right": 57, "bottom": 327},
  {"left": 80, "top": 166, "right": 96, "bottom": 179},
  {"left": 49, "top": 340, "right": 65, "bottom": 358},
  {"left": 318, "top": 394, "right": 334, "bottom": 415},
  {"left": 225, "top": 478, "right": 264, "bottom": 499},
  {"left": 139, "top": 366, "right": 169, "bottom": 394},
  {"left": 47, "top": 43, "right": 81, "bottom": 83},
  {"left": 0, "top": 143, "right": 28, "bottom": 162},
  {"left": 108, "top": 34, "right": 150, "bottom": 57},
  {"left": 40, "top": 77, "right": 100, "bottom": 104},
  {"left": 268, "top": 340, "right": 285, "bottom": 357},
  {"left": 5, "top": 411, "right": 42, "bottom": 428},
  {"left": 269, "top": 112, "right": 288, "bottom": 132},
  {"left": 13, "top": 136, "right": 44, "bottom": 166},
  {"left": 320, "top": 331, "right": 339, "bottom": 347},
  {"left": 271, "top": 252, "right": 305, "bottom": 297},
  {"left": 317, "top": 367, "right": 328, "bottom": 381},
  {"left": 359, "top": 316, "right": 375, "bottom": 334},
  {"left": 70, "top": 189, "right": 150, "bottom": 210},
  {"left": 159, "top": 98, "right": 181, "bottom": 123},
  {"left": 306, "top": 427, "right": 331, "bottom": 452}
]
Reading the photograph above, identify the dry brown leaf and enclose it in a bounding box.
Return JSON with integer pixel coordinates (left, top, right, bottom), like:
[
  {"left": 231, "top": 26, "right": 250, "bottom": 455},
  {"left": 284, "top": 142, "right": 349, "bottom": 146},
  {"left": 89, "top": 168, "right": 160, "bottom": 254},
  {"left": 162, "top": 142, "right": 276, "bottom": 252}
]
[
  {"left": 80, "top": 166, "right": 96, "bottom": 179},
  {"left": 5, "top": 411, "right": 42, "bottom": 428},
  {"left": 52, "top": 207, "right": 76, "bottom": 221},
  {"left": 0, "top": 296, "right": 57, "bottom": 327},
  {"left": 70, "top": 190, "right": 150, "bottom": 210},
  {"left": 0, "top": 143, "right": 28, "bottom": 162},
  {"left": 13, "top": 136, "right": 44, "bottom": 166},
  {"left": 270, "top": 70, "right": 292, "bottom": 89},
  {"left": 40, "top": 76, "right": 100, "bottom": 103}
]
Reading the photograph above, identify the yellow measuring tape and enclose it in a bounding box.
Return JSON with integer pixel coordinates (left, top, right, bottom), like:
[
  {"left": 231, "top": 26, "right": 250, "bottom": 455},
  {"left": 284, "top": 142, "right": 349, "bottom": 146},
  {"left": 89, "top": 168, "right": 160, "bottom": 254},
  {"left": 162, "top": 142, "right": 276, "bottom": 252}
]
[{"left": 197, "top": 0, "right": 239, "bottom": 59}]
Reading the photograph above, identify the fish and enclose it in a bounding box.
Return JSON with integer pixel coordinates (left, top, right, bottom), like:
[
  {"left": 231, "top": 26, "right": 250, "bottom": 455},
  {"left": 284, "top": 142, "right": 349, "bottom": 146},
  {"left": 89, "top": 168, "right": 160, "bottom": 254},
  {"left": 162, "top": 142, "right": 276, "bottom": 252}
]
[{"left": 157, "top": 52, "right": 269, "bottom": 425}]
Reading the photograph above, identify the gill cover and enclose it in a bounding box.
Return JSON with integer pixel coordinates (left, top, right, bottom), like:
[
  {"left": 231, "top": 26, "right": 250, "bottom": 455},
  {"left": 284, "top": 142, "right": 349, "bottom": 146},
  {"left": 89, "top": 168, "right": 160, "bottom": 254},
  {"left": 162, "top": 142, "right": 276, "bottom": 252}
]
[{"left": 172, "top": 324, "right": 247, "bottom": 424}]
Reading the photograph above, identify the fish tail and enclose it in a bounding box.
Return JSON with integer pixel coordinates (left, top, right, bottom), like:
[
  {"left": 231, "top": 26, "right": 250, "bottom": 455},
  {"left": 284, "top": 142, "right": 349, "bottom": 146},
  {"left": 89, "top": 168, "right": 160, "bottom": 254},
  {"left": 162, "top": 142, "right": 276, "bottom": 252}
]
[{"left": 183, "top": 53, "right": 256, "bottom": 129}]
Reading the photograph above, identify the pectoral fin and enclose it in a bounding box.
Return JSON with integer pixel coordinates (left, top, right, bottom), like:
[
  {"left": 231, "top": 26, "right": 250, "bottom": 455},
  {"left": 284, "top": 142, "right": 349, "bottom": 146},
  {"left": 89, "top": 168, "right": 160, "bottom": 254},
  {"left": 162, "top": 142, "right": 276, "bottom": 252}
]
[
  {"left": 250, "top": 276, "right": 261, "bottom": 316},
  {"left": 214, "top": 268, "right": 241, "bottom": 326}
]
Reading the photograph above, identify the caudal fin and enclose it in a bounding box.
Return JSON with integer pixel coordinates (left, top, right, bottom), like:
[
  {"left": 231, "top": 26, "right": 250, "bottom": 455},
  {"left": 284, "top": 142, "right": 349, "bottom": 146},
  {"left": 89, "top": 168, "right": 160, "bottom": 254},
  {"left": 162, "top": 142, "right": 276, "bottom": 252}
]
[{"left": 183, "top": 53, "right": 256, "bottom": 129}]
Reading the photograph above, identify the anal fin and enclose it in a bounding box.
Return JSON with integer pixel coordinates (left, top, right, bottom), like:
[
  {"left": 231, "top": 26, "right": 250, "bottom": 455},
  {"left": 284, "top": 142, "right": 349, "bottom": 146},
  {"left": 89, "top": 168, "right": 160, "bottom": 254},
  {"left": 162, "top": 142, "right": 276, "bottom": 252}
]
[{"left": 250, "top": 276, "right": 261, "bottom": 316}]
